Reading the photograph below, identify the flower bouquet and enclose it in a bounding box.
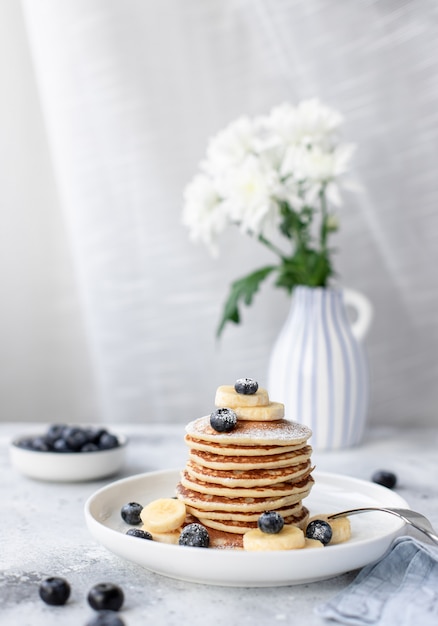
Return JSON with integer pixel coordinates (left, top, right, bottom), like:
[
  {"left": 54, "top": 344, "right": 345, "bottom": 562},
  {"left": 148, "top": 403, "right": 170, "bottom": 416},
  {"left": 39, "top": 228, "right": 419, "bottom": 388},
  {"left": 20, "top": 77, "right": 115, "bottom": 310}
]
[{"left": 182, "top": 99, "right": 357, "bottom": 336}]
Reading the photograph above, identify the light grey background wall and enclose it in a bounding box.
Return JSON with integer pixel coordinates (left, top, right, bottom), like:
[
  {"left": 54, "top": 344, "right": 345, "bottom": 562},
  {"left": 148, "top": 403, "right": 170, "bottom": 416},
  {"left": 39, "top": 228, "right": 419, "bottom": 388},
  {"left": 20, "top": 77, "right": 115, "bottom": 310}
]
[
  {"left": 0, "top": 0, "right": 97, "bottom": 422},
  {"left": 1, "top": 0, "right": 437, "bottom": 427}
]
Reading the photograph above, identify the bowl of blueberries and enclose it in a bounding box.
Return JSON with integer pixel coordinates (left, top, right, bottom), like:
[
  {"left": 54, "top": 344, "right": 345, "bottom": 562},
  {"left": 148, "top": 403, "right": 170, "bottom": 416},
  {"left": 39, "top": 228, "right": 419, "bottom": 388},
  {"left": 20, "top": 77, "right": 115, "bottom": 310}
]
[{"left": 10, "top": 424, "right": 128, "bottom": 482}]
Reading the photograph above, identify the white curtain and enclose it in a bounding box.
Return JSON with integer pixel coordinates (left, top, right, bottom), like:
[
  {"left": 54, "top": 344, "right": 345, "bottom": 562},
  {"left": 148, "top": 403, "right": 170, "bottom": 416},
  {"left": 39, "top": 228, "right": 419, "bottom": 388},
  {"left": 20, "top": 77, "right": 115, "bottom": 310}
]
[{"left": 17, "top": 0, "right": 438, "bottom": 425}]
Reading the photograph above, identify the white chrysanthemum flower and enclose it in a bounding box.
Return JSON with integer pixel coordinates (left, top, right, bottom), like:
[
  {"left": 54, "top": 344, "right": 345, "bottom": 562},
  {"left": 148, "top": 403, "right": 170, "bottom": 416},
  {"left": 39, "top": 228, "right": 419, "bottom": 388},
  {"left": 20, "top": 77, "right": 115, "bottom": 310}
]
[
  {"left": 281, "top": 143, "right": 355, "bottom": 183},
  {"left": 221, "top": 155, "right": 280, "bottom": 237},
  {"left": 204, "top": 116, "right": 258, "bottom": 176},
  {"left": 267, "top": 99, "right": 343, "bottom": 149},
  {"left": 182, "top": 174, "right": 226, "bottom": 256}
]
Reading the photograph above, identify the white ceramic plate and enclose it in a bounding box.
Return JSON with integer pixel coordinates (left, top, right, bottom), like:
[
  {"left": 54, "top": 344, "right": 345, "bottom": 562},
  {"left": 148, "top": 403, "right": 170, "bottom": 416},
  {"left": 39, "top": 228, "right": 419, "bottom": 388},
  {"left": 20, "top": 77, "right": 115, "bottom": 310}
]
[
  {"left": 9, "top": 435, "right": 128, "bottom": 482},
  {"left": 84, "top": 469, "right": 410, "bottom": 587}
]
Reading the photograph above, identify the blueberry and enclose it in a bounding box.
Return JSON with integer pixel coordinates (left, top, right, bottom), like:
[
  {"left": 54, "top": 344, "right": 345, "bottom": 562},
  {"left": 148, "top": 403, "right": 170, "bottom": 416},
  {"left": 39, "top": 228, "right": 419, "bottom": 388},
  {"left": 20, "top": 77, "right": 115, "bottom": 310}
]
[
  {"left": 87, "top": 583, "right": 124, "bottom": 612},
  {"left": 39, "top": 576, "right": 71, "bottom": 606},
  {"left": 257, "top": 511, "right": 285, "bottom": 534},
  {"left": 84, "top": 428, "right": 106, "bottom": 444},
  {"left": 179, "top": 523, "right": 210, "bottom": 547},
  {"left": 15, "top": 437, "right": 36, "bottom": 450},
  {"left": 120, "top": 502, "right": 143, "bottom": 525},
  {"left": 30, "top": 436, "right": 51, "bottom": 452},
  {"left": 306, "top": 520, "right": 333, "bottom": 545},
  {"left": 126, "top": 528, "right": 152, "bottom": 540},
  {"left": 63, "top": 427, "right": 89, "bottom": 451},
  {"left": 372, "top": 470, "right": 397, "bottom": 489},
  {"left": 45, "top": 424, "right": 67, "bottom": 444},
  {"left": 98, "top": 433, "right": 119, "bottom": 450},
  {"left": 52, "top": 438, "right": 71, "bottom": 453},
  {"left": 81, "top": 443, "right": 99, "bottom": 452},
  {"left": 210, "top": 408, "right": 237, "bottom": 433},
  {"left": 234, "top": 378, "right": 258, "bottom": 395},
  {"left": 86, "top": 611, "right": 126, "bottom": 626}
]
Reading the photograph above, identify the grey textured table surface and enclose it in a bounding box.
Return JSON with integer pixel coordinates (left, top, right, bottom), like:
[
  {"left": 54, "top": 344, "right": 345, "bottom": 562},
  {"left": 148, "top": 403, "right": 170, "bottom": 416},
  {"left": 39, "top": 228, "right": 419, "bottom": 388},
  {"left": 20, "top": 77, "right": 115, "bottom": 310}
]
[{"left": 1, "top": 422, "right": 437, "bottom": 625}]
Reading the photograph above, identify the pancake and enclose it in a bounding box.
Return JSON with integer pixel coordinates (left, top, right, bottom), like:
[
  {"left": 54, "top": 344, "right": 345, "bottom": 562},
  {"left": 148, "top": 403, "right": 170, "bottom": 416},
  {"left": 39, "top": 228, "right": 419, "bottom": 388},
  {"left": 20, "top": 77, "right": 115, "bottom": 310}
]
[
  {"left": 180, "top": 469, "right": 313, "bottom": 499},
  {"left": 185, "top": 459, "right": 313, "bottom": 488},
  {"left": 186, "top": 501, "right": 302, "bottom": 522},
  {"left": 197, "top": 507, "right": 309, "bottom": 535},
  {"left": 189, "top": 445, "right": 312, "bottom": 470},
  {"left": 176, "top": 480, "right": 312, "bottom": 512},
  {"left": 185, "top": 434, "right": 307, "bottom": 457},
  {"left": 186, "top": 416, "right": 312, "bottom": 446}
]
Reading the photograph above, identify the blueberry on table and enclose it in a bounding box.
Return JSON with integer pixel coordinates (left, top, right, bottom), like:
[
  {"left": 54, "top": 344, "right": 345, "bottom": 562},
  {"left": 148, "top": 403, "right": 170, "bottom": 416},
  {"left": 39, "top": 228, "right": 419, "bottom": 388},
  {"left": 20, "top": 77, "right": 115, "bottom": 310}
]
[
  {"left": 121, "top": 502, "right": 143, "bottom": 525},
  {"left": 179, "top": 523, "right": 210, "bottom": 547},
  {"left": 372, "top": 470, "right": 397, "bottom": 489},
  {"left": 234, "top": 378, "right": 258, "bottom": 395},
  {"left": 257, "top": 511, "right": 285, "bottom": 534},
  {"left": 305, "top": 520, "right": 333, "bottom": 545},
  {"left": 86, "top": 611, "right": 126, "bottom": 626},
  {"left": 210, "top": 408, "right": 237, "bottom": 432},
  {"left": 126, "top": 528, "right": 153, "bottom": 540},
  {"left": 38, "top": 576, "right": 71, "bottom": 606},
  {"left": 87, "top": 583, "right": 124, "bottom": 612}
]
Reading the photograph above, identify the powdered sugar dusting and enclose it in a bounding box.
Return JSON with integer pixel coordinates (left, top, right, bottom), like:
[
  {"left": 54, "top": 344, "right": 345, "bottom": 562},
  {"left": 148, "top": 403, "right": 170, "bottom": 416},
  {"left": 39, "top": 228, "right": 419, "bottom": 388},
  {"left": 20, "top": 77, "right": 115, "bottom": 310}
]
[{"left": 186, "top": 416, "right": 312, "bottom": 444}]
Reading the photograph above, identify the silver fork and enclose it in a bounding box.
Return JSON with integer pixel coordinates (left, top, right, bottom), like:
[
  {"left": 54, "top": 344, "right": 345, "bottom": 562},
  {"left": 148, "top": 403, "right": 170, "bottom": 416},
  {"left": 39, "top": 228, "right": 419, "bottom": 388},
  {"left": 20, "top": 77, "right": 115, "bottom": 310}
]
[{"left": 328, "top": 507, "right": 438, "bottom": 545}]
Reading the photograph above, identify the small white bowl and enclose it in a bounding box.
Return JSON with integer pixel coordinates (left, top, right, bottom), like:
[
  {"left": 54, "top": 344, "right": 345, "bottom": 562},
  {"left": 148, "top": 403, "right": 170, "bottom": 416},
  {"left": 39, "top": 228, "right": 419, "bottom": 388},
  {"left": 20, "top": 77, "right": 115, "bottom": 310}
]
[{"left": 9, "top": 434, "right": 128, "bottom": 482}]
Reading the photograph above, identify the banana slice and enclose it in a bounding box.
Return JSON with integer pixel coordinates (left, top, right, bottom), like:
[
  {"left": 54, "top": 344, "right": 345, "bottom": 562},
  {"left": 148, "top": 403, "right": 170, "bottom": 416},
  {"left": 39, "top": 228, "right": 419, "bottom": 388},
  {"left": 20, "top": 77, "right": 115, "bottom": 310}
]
[
  {"left": 309, "top": 514, "right": 351, "bottom": 544},
  {"left": 304, "top": 538, "right": 324, "bottom": 549},
  {"left": 234, "top": 402, "right": 285, "bottom": 421},
  {"left": 146, "top": 528, "right": 181, "bottom": 544},
  {"left": 215, "top": 385, "right": 270, "bottom": 408},
  {"left": 243, "top": 525, "right": 305, "bottom": 551},
  {"left": 140, "top": 498, "right": 186, "bottom": 533}
]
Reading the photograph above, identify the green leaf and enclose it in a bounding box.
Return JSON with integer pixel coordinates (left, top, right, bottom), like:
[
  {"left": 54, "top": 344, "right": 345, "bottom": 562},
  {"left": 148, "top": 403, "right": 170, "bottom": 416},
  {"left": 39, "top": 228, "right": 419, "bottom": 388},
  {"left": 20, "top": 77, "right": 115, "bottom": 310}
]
[{"left": 216, "top": 265, "right": 277, "bottom": 337}]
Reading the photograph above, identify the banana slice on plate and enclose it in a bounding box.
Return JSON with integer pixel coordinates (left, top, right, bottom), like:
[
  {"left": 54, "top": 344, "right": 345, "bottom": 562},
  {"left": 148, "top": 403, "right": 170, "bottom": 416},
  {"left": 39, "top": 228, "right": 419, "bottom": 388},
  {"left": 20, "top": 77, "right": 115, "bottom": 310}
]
[
  {"left": 308, "top": 514, "right": 351, "bottom": 544},
  {"left": 304, "top": 538, "right": 324, "bottom": 549},
  {"left": 140, "top": 498, "right": 186, "bottom": 533},
  {"left": 243, "top": 525, "right": 305, "bottom": 551}
]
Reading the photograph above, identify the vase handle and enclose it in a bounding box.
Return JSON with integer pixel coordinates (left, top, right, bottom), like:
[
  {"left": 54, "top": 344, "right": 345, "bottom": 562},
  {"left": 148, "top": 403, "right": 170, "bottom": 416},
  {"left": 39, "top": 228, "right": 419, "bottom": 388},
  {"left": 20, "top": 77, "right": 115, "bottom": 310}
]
[{"left": 343, "top": 288, "right": 373, "bottom": 341}]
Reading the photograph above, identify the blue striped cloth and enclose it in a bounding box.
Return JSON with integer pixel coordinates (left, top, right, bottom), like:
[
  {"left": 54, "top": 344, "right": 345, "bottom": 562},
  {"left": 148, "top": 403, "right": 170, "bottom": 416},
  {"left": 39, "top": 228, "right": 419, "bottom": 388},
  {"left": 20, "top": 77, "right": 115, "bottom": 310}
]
[{"left": 315, "top": 536, "right": 438, "bottom": 625}]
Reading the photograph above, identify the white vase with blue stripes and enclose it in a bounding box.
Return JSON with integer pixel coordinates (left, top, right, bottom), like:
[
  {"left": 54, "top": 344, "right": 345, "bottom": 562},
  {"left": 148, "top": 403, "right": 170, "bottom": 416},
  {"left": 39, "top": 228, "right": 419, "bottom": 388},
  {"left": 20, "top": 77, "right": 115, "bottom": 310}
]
[{"left": 267, "top": 286, "right": 373, "bottom": 450}]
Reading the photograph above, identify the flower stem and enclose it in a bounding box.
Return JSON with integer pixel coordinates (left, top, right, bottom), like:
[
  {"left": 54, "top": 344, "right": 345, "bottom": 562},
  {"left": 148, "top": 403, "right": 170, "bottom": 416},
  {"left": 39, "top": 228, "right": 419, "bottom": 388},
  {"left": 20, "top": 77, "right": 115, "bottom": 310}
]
[
  {"left": 258, "top": 234, "right": 288, "bottom": 261},
  {"left": 319, "top": 187, "right": 328, "bottom": 251}
]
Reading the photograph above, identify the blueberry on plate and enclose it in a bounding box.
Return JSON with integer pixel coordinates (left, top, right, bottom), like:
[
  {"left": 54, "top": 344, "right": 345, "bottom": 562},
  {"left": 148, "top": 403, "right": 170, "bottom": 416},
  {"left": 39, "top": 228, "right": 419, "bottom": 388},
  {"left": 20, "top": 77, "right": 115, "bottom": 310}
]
[
  {"left": 210, "top": 408, "right": 237, "bottom": 433},
  {"left": 87, "top": 583, "right": 124, "bottom": 612},
  {"left": 371, "top": 470, "right": 397, "bottom": 489},
  {"left": 257, "top": 511, "right": 284, "bottom": 534},
  {"left": 120, "top": 502, "right": 143, "bottom": 525},
  {"left": 234, "top": 378, "right": 258, "bottom": 395},
  {"left": 305, "top": 519, "right": 333, "bottom": 545},
  {"left": 86, "top": 611, "right": 126, "bottom": 626},
  {"left": 39, "top": 576, "right": 71, "bottom": 606},
  {"left": 179, "top": 523, "right": 210, "bottom": 547},
  {"left": 126, "top": 528, "right": 152, "bottom": 540}
]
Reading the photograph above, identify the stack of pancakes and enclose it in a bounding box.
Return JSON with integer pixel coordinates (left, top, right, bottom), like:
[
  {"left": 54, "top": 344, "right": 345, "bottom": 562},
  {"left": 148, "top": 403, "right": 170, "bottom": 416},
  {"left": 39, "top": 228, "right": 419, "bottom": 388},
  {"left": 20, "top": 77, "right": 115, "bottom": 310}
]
[{"left": 176, "top": 384, "right": 314, "bottom": 548}]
